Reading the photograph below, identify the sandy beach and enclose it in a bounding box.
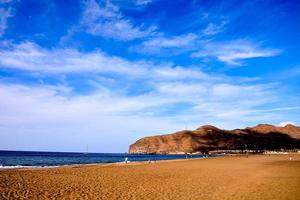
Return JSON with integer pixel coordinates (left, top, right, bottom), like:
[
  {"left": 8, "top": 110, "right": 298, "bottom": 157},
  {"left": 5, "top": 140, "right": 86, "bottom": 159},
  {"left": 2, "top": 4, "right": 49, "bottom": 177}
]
[{"left": 0, "top": 154, "right": 300, "bottom": 200}]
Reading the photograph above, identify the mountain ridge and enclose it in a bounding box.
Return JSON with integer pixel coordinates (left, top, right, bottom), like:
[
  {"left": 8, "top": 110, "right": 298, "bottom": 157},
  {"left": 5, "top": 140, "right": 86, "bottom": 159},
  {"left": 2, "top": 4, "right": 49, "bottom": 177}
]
[{"left": 129, "top": 124, "right": 300, "bottom": 154}]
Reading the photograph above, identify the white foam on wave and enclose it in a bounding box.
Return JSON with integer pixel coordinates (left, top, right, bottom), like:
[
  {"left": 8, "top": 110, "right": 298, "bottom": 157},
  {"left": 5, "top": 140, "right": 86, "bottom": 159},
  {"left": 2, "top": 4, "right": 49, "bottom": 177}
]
[
  {"left": 0, "top": 165, "right": 60, "bottom": 169},
  {"left": 0, "top": 165, "right": 26, "bottom": 169}
]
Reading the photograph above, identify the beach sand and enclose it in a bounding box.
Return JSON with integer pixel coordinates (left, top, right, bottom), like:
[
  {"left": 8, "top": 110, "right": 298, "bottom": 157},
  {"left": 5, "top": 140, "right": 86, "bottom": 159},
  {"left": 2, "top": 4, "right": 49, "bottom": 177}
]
[{"left": 1, "top": 154, "right": 300, "bottom": 200}]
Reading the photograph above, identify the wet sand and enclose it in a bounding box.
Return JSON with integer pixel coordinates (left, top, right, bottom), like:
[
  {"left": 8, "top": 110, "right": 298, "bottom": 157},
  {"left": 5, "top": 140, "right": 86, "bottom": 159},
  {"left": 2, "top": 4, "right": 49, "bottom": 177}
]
[{"left": 1, "top": 154, "right": 300, "bottom": 200}]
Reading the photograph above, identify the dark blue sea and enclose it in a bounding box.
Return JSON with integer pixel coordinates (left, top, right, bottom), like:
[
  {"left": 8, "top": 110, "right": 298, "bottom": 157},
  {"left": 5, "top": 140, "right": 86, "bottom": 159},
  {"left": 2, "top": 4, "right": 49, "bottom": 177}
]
[{"left": 0, "top": 150, "right": 211, "bottom": 168}]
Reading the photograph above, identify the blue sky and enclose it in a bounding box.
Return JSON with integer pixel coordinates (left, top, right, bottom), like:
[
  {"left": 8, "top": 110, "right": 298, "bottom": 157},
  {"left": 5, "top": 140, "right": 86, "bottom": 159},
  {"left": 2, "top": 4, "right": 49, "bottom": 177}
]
[{"left": 0, "top": 0, "right": 300, "bottom": 152}]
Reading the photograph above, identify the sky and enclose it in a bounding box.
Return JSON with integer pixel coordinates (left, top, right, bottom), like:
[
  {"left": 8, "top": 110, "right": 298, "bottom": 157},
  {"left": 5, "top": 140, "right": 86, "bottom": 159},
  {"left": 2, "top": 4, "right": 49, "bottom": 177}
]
[{"left": 0, "top": 0, "right": 300, "bottom": 153}]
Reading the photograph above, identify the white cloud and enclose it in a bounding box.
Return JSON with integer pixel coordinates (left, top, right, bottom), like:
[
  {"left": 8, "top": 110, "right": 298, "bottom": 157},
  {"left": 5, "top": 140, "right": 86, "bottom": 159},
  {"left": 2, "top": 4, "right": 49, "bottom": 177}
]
[
  {"left": 211, "top": 83, "right": 273, "bottom": 100},
  {"left": 0, "top": 75, "right": 291, "bottom": 152},
  {"left": 0, "top": 41, "right": 146, "bottom": 75},
  {"left": 0, "top": 41, "right": 296, "bottom": 152},
  {"left": 81, "top": 0, "right": 156, "bottom": 41},
  {"left": 134, "top": 33, "right": 198, "bottom": 54},
  {"left": 0, "top": 83, "right": 191, "bottom": 152},
  {"left": 152, "top": 66, "right": 209, "bottom": 80},
  {"left": 0, "top": 41, "right": 211, "bottom": 82},
  {"left": 0, "top": 78, "right": 280, "bottom": 135},
  {"left": 191, "top": 40, "right": 281, "bottom": 65},
  {"left": 143, "top": 34, "right": 197, "bottom": 48},
  {"left": 0, "top": 7, "right": 12, "bottom": 37},
  {"left": 0, "top": 41, "right": 282, "bottom": 105},
  {"left": 155, "top": 82, "right": 207, "bottom": 95}
]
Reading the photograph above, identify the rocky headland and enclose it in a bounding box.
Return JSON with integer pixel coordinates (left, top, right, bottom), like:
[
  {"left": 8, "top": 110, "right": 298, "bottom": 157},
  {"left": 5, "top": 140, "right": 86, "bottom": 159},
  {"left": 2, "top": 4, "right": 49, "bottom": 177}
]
[{"left": 129, "top": 124, "right": 300, "bottom": 154}]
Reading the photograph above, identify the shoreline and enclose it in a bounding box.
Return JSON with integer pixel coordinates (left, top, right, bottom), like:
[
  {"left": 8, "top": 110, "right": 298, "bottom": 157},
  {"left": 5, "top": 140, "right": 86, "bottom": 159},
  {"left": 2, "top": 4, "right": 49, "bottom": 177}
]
[
  {"left": 1, "top": 152, "right": 299, "bottom": 171},
  {"left": 0, "top": 154, "right": 217, "bottom": 171}
]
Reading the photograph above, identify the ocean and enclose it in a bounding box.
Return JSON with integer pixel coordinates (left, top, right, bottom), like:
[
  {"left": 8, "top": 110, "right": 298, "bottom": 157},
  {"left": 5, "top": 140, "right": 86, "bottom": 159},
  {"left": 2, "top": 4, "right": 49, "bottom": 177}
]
[{"left": 0, "top": 150, "right": 211, "bottom": 168}]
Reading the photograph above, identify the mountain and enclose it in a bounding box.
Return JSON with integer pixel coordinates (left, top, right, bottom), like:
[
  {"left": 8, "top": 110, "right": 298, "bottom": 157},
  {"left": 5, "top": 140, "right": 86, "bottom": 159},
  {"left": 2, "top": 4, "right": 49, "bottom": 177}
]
[{"left": 128, "top": 124, "right": 300, "bottom": 154}]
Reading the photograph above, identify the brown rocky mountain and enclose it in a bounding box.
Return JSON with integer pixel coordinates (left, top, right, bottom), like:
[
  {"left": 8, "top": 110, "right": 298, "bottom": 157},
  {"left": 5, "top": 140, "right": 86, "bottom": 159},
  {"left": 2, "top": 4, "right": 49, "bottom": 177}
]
[{"left": 129, "top": 124, "right": 300, "bottom": 154}]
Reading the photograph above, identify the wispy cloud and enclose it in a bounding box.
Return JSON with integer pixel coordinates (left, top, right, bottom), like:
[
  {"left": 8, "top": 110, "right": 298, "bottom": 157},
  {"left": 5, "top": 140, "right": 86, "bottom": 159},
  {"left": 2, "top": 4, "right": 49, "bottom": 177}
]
[
  {"left": 133, "top": 33, "right": 198, "bottom": 54},
  {"left": 133, "top": 19, "right": 225, "bottom": 55},
  {"left": 255, "top": 106, "right": 300, "bottom": 112},
  {"left": 202, "top": 21, "right": 227, "bottom": 36},
  {"left": 271, "top": 65, "right": 300, "bottom": 80},
  {"left": 152, "top": 66, "right": 209, "bottom": 80},
  {"left": 191, "top": 40, "right": 281, "bottom": 65},
  {"left": 0, "top": 77, "right": 285, "bottom": 152},
  {"left": 0, "top": 0, "right": 298, "bottom": 152},
  {"left": 0, "top": 41, "right": 211, "bottom": 83},
  {"left": 134, "top": 0, "right": 153, "bottom": 6},
  {"left": 81, "top": 0, "right": 156, "bottom": 41},
  {"left": 0, "top": 41, "right": 144, "bottom": 75},
  {"left": 0, "top": 40, "right": 294, "bottom": 151},
  {"left": 143, "top": 34, "right": 197, "bottom": 48},
  {"left": 0, "top": 7, "right": 12, "bottom": 37},
  {"left": 0, "top": 42, "right": 284, "bottom": 120},
  {"left": 0, "top": 77, "right": 279, "bottom": 124},
  {"left": 155, "top": 82, "right": 207, "bottom": 95},
  {"left": 0, "top": 83, "right": 190, "bottom": 152},
  {"left": 0, "top": 0, "right": 13, "bottom": 4}
]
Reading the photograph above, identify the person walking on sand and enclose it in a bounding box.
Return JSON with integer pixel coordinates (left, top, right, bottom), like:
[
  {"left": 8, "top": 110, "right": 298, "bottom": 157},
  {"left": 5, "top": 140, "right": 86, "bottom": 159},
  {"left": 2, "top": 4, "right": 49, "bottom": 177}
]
[{"left": 125, "top": 157, "right": 128, "bottom": 163}]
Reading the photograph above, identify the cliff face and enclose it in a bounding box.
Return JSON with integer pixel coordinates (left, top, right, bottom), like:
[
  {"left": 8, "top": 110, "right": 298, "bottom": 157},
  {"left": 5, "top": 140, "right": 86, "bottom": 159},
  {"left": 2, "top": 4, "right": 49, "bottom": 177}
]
[{"left": 129, "top": 124, "right": 300, "bottom": 154}]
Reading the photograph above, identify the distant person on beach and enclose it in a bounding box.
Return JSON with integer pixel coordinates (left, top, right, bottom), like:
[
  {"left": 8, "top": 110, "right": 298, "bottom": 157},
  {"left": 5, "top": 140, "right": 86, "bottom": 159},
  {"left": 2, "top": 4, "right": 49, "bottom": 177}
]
[{"left": 125, "top": 157, "right": 128, "bottom": 163}]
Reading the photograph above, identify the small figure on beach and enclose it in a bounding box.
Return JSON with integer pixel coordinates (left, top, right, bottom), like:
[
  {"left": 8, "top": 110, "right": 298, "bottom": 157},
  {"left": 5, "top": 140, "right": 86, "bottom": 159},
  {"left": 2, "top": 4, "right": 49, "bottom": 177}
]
[
  {"left": 125, "top": 157, "right": 128, "bottom": 163},
  {"left": 289, "top": 157, "right": 293, "bottom": 161}
]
